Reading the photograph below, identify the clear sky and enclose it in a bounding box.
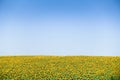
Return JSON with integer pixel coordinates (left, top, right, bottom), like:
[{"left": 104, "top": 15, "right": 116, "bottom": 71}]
[{"left": 0, "top": 0, "right": 120, "bottom": 56}]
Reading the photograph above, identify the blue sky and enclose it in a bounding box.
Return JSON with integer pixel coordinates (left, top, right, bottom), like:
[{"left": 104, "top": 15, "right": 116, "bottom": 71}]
[{"left": 0, "top": 0, "right": 120, "bottom": 56}]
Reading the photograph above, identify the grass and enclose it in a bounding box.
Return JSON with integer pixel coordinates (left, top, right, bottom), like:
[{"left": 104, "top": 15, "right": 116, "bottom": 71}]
[{"left": 0, "top": 56, "right": 120, "bottom": 80}]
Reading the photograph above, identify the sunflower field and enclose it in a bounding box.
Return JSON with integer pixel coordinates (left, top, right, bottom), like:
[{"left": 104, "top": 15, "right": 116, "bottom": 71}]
[{"left": 0, "top": 56, "right": 120, "bottom": 80}]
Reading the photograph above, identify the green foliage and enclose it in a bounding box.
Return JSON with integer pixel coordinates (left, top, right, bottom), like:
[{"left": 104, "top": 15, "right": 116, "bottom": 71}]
[{"left": 111, "top": 76, "right": 120, "bottom": 80}]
